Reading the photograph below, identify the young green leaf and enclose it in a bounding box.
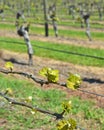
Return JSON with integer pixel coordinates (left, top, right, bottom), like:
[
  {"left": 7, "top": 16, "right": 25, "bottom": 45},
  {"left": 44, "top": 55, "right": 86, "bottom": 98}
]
[
  {"left": 57, "top": 119, "right": 68, "bottom": 130},
  {"left": 62, "top": 101, "right": 72, "bottom": 113},
  {"left": 39, "top": 67, "right": 59, "bottom": 83},
  {"left": 6, "top": 88, "right": 13, "bottom": 96},
  {"left": 25, "top": 96, "right": 33, "bottom": 103},
  {"left": 39, "top": 67, "right": 48, "bottom": 77},
  {"left": 5, "top": 62, "right": 14, "bottom": 71},
  {"left": 66, "top": 73, "right": 81, "bottom": 90},
  {"left": 57, "top": 118, "right": 76, "bottom": 130},
  {"left": 31, "top": 108, "right": 37, "bottom": 115}
]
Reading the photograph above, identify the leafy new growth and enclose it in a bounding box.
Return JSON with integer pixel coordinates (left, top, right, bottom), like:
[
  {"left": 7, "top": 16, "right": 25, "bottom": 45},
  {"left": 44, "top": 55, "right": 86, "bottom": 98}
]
[
  {"left": 76, "top": 16, "right": 83, "bottom": 22},
  {"left": 66, "top": 73, "right": 81, "bottom": 90},
  {"left": 5, "top": 62, "right": 14, "bottom": 71},
  {"left": 57, "top": 118, "right": 76, "bottom": 130},
  {"left": 39, "top": 67, "right": 59, "bottom": 83},
  {"left": 5, "top": 88, "right": 13, "bottom": 96},
  {"left": 31, "top": 108, "right": 37, "bottom": 115},
  {"left": 53, "top": 17, "right": 60, "bottom": 21},
  {"left": 62, "top": 101, "right": 72, "bottom": 113},
  {"left": 56, "top": 101, "right": 76, "bottom": 130},
  {"left": 25, "top": 96, "right": 33, "bottom": 103}
]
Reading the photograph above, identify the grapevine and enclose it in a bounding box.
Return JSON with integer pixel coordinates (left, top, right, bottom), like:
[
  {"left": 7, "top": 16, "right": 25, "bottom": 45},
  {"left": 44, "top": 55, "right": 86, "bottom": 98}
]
[{"left": 0, "top": 62, "right": 82, "bottom": 130}]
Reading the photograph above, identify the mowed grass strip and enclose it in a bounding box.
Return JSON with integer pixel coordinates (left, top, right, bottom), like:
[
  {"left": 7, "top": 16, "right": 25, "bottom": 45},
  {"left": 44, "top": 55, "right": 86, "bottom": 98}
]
[
  {"left": 0, "top": 22, "right": 104, "bottom": 40},
  {"left": 0, "top": 37, "right": 104, "bottom": 67},
  {"left": 31, "top": 25, "right": 104, "bottom": 40}
]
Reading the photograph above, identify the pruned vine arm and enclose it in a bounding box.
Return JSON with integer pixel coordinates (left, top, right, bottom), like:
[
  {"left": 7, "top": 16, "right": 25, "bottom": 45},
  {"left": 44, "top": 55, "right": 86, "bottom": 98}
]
[
  {"left": 0, "top": 68, "right": 48, "bottom": 85},
  {"left": 0, "top": 68, "right": 66, "bottom": 86},
  {"left": 0, "top": 92, "right": 64, "bottom": 120}
]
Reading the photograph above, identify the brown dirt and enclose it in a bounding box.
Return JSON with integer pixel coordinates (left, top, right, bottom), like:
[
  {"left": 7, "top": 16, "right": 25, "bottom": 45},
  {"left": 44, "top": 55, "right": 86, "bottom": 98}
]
[{"left": 0, "top": 118, "right": 7, "bottom": 127}]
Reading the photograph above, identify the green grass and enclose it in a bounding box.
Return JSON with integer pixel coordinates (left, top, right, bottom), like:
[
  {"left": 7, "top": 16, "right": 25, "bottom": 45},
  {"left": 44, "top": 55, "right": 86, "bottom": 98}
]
[
  {"left": 31, "top": 25, "right": 104, "bottom": 40},
  {"left": 34, "top": 42, "right": 104, "bottom": 67},
  {"left": 70, "top": 97, "right": 104, "bottom": 130},
  {"left": 0, "top": 22, "right": 104, "bottom": 40},
  {"left": 0, "top": 37, "right": 104, "bottom": 67},
  {"left": 0, "top": 23, "right": 15, "bottom": 29},
  {"left": 0, "top": 74, "right": 104, "bottom": 130},
  {"left": 58, "top": 19, "right": 104, "bottom": 29},
  {"left": 0, "top": 74, "right": 66, "bottom": 130}
]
